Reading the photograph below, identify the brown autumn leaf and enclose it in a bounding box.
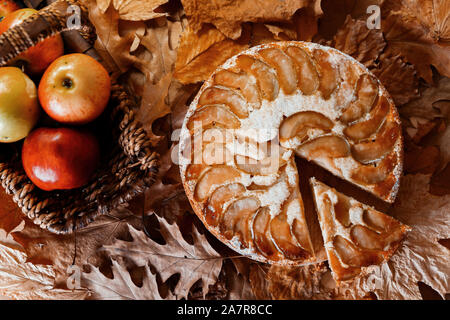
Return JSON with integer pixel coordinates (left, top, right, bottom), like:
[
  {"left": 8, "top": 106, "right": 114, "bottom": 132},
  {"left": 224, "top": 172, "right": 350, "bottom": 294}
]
[
  {"left": 0, "top": 188, "right": 23, "bottom": 234},
  {"left": 383, "top": 0, "right": 450, "bottom": 42},
  {"left": 318, "top": 0, "right": 384, "bottom": 39},
  {"left": 95, "top": 0, "right": 168, "bottom": 21},
  {"left": 181, "top": 0, "right": 318, "bottom": 39},
  {"left": 0, "top": 227, "right": 88, "bottom": 300},
  {"left": 371, "top": 48, "right": 420, "bottom": 106},
  {"left": 225, "top": 262, "right": 256, "bottom": 300},
  {"left": 174, "top": 25, "right": 249, "bottom": 84},
  {"left": 342, "top": 174, "right": 450, "bottom": 299},
  {"left": 332, "top": 15, "right": 386, "bottom": 68},
  {"left": 81, "top": 259, "right": 173, "bottom": 299},
  {"left": 381, "top": 1, "right": 450, "bottom": 83},
  {"left": 87, "top": 2, "right": 145, "bottom": 78},
  {"left": 13, "top": 206, "right": 144, "bottom": 288},
  {"left": 294, "top": 4, "right": 322, "bottom": 41},
  {"left": 401, "top": 77, "right": 450, "bottom": 120},
  {"left": 175, "top": 24, "right": 227, "bottom": 73},
  {"left": 103, "top": 215, "right": 223, "bottom": 299}
]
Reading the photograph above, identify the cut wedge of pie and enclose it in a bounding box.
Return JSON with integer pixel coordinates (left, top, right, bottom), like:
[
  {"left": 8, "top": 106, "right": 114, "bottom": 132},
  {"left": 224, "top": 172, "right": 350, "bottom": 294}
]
[
  {"left": 310, "top": 178, "right": 411, "bottom": 282},
  {"left": 179, "top": 41, "right": 405, "bottom": 266}
]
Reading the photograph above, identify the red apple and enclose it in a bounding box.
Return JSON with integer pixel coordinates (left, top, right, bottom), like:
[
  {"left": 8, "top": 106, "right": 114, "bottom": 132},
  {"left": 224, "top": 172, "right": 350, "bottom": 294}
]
[
  {"left": 0, "top": 66, "right": 39, "bottom": 143},
  {"left": 0, "top": 0, "right": 20, "bottom": 18},
  {"left": 38, "top": 53, "right": 111, "bottom": 125},
  {"left": 0, "top": 8, "right": 64, "bottom": 75},
  {"left": 22, "top": 127, "right": 100, "bottom": 191}
]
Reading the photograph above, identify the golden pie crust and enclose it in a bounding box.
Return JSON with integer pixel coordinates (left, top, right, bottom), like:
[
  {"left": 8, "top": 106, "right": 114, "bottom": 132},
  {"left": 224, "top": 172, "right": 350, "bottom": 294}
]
[{"left": 179, "top": 41, "right": 404, "bottom": 266}]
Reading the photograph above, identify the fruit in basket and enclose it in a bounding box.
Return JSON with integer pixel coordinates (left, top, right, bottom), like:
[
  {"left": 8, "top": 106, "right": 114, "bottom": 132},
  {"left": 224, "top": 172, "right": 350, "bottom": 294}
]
[
  {"left": 38, "top": 53, "right": 111, "bottom": 125},
  {"left": 22, "top": 127, "right": 101, "bottom": 191},
  {"left": 0, "top": 66, "right": 39, "bottom": 143},
  {"left": 0, "top": 8, "right": 64, "bottom": 75},
  {"left": 0, "top": 0, "right": 20, "bottom": 18}
]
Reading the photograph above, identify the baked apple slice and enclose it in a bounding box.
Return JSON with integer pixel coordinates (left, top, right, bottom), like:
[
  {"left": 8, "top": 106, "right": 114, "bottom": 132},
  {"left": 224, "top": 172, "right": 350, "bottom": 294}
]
[
  {"left": 279, "top": 111, "right": 334, "bottom": 145},
  {"left": 259, "top": 47, "right": 297, "bottom": 94},
  {"left": 235, "top": 54, "right": 279, "bottom": 101},
  {"left": 284, "top": 46, "right": 319, "bottom": 95},
  {"left": 198, "top": 86, "right": 249, "bottom": 118},
  {"left": 213, "top": 70, "right": 261, "bottom": 108},
  {"left": 187, "top": 105, "right": 241, "bottom": 131}
]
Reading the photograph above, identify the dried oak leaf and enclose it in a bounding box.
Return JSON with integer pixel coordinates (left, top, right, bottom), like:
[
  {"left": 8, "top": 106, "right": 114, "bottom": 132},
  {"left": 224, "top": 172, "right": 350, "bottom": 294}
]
[
  {"left": 13, "top": 206, "right": 143, "bottom": 288},
  {"left": 174, "top": 24, "right": 249, "bottom": 84},
  {"left": 81, "top": 259, "right": 173, "bottom": 299},
  {"left": 342, "top": 174, "right": 450, "bottom": 299},
  {"left": 181, "top": 0, "right": 317, "bottom": 40},
  {"left": 381, "top": 1, "right": 450, "bottom": 83},
  {"left": 0, "top": 229, "right": 88, "bottom": 300},
  {"left": 131, "top": 17, "right": 189, "bottom": 142},
  {"left": 103, "top": 216, "right": 223, "bottom": 299},
  {"left": 401, "top": 77, "right": 450, "bottom": 120},
  {"left": 383, "top": 0, "right": 450, "bottom": 42},
  {"left": 332, "top": 15, "right": 386, "bottom": 68},
  {"left": 371, "top": 48, "right": 420, "bottom": 106},
  {"left": 87, "top": 2, "right": 146, "bottom": 78},
  {"left": 318, "top": 0, "right": 384, "bottom": 39},
  {"left": 96, "top": 0, "right": 168, "bottom": 21},
  {"left": 220, "top": 259, "right": 255, "bottom": 300}
]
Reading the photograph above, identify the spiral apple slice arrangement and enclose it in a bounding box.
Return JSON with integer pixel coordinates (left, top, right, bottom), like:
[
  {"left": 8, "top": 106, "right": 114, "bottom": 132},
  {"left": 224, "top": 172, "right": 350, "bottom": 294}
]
[
  {"left": 180, "top": 41, "right": 408, "bottom": 278},
  {"left": 0, "top": 7, "right": 111, "bottom": 192}
]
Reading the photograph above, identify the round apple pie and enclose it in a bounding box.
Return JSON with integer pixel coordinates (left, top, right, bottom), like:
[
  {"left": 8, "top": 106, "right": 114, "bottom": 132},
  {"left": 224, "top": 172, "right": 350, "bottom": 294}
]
[{"left": 179, "top": 41, "right": 404, "bottom": 266}]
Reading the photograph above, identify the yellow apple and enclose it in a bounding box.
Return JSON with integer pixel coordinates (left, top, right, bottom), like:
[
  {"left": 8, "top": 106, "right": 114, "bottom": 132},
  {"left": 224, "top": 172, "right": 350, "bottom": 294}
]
[{"left": 0, "top": 67, "right": 39, "bottom": 143}]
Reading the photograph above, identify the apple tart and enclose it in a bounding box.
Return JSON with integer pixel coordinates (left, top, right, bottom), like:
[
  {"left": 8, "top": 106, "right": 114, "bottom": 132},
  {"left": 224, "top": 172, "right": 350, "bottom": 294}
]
[
  {"left": 310, "top": 178, "right": 410, "bottom": 282},
  {"left": 179, "top": 41, "right": 404, "bottom": 266}
]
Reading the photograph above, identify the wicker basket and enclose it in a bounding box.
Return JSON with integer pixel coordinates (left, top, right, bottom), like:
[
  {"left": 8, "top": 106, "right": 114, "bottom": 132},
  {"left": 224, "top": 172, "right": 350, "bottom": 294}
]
[{"left": 0, "top": 0, "right": 159, "bottom": 234}]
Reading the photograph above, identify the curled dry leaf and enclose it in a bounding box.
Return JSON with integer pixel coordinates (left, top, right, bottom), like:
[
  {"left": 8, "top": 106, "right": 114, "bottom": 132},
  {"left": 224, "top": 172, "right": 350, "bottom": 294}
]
[
  {"left": 103, "top": 216, "right": 223, "bottom": 299},
  {"left": 342, "top": 174, "right": 450, "bottom": 300},
  {"left": 381, "top": 1, "right": 450, "bottom": 83},
  {"left": 96, "top": 0, "right": 168, "bottom": 21},
  {"left": 81, "top": 259, "right": 173, "bottom": 300},
  {"left": 174, "top": 25, "right": 250, "bottom": 84},
  {"left": 332, "top": 15, "right": 386, "bottom": 68},
  {"left": 181, "top": 0, "right": 318, "bottom": 39}
]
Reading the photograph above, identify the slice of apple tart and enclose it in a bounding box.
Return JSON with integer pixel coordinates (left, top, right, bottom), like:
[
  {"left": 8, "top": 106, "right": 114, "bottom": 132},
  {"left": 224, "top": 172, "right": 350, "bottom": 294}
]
[
  {"left": 310, "top": 178, "right": 410, "bottom": 282},
  {"left": 179, "top": 41, "right": 404, "bottom": 265}
]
